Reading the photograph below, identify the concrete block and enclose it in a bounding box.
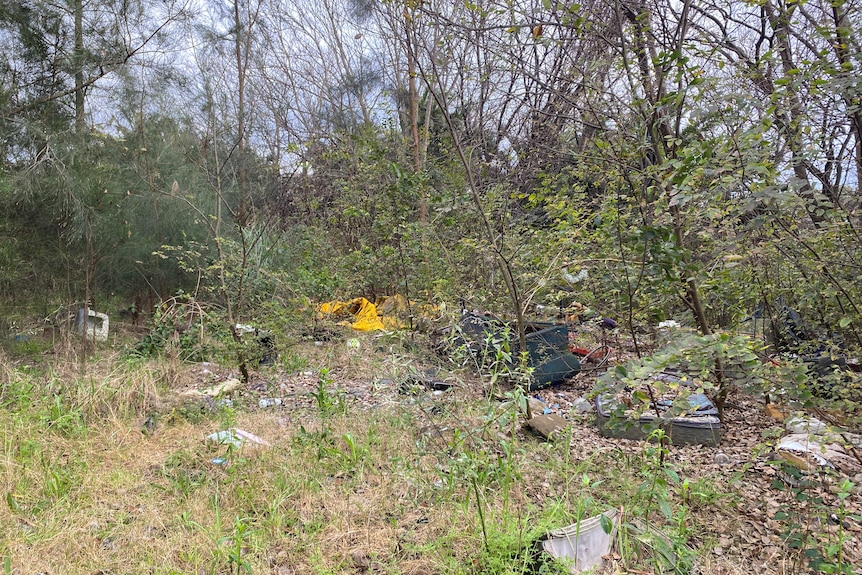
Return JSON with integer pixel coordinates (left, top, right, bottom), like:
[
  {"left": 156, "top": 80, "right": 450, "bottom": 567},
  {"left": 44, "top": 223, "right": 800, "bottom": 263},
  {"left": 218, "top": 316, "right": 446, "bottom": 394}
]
[{"left": 74, "top": 309, "right": 109, "bottom": 342}]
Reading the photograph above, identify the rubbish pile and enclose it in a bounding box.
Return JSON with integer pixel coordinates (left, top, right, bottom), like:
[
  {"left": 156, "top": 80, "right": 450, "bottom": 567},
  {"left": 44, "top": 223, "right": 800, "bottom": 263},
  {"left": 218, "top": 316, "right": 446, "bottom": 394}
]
[
  {"left": 775, "top": 416, "right": 862, "bottom": 479},
  {"left": 594, "top": 370, "right": 722, "bottom": 446},
  {"left": 436, "top": 312, "right": 582, "bottom": 390},
  {"left": 317, "top": 295, "right": 438, "bottom": 332}
]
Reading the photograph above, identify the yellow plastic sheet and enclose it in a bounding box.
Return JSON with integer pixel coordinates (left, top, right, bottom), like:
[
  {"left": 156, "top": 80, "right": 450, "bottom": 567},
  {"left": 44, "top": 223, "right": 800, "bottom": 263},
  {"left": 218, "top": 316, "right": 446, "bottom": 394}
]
[
  {"left": 319, "top": 298, "right": 386, "bottom": 331},
  {"left": 319, "top": 295, "right": 432, "bottom": 331}
]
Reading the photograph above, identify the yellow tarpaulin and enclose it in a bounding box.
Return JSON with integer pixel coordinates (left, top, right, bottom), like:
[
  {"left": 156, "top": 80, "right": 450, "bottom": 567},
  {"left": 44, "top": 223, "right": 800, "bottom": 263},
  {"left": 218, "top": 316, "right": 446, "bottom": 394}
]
[
  {"left": 318, "top": 295, "right": 433, "bottom": 331},
  {"left": 319, "top": 298, "right": 388, "bottom": 331}
]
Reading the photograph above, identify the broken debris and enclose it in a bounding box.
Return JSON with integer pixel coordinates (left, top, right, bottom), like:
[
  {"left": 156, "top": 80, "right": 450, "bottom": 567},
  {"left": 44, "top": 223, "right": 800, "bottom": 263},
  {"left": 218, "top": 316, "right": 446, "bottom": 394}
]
[{"left": 526, "top": 413, "right": 570, "bottom": 440}]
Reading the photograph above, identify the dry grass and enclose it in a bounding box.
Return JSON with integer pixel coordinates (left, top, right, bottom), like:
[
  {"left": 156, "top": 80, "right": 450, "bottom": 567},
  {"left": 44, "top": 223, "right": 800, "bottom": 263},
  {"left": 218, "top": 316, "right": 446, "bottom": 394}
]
[{"left": 0, "top": 332, "right": 859, "bottom": 575}]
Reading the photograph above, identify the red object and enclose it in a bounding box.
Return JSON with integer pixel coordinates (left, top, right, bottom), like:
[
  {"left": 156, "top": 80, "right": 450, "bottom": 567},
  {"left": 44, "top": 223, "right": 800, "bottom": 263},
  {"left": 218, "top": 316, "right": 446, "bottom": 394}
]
[{"left": 570, "top": 345, "right": 613, "bottom": 362}]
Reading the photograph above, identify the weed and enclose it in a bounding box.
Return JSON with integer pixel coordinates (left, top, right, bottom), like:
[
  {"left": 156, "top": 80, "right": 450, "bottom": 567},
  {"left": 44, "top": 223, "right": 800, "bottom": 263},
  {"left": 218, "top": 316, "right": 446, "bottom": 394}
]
[
  {"left": 41, "top": 394, "right": 85, "bottom": 436},
  {"left": 679, "top": 476, "right": 732, "bottom": 510},
  {"left": 219, "top": 517, "right": 254, "bottom": 575},
  {"left": 771, "top": 462, "right": 859, "bottom": 574},
  {"left": 161, "top": 449, "right": 211, "bottom": 498},
  {"left": 312, "top": 368, "right": 346, "bottom": 418}
]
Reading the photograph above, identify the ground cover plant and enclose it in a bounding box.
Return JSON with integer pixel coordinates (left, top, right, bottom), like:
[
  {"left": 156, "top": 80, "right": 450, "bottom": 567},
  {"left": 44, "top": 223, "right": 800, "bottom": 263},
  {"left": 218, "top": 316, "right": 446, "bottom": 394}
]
[{"left": 1, "top": 319, "right": 859, "bottom": 574}]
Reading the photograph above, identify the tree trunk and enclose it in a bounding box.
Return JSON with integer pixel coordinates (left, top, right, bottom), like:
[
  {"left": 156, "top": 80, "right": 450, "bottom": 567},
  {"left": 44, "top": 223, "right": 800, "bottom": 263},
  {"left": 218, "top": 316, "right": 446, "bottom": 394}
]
[{"left": 74, "top": 0, "right": 84, "bottom": 134}]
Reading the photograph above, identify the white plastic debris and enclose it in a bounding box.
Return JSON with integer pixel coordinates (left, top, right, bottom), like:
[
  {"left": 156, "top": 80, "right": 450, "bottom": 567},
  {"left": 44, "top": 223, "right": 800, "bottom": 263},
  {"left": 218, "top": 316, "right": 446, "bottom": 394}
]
[
  {"left": 714, "top": 452, "right": 733, "bottom": 466},
  {"left": 74, "top": 309, "right": 110, "bottom": 341},
  {"left": 206, "top": 428, "right": 269, "bottom": 449},
  {"left": 785, "top": 416, "right": 827, "bottom": 435},
  {"left": 572, "top": 397, "right": 593, "bottom": 414},
  {"left": 777, "top": 433, "right": 862, "bottom": 475},
  {"left": 562, "top": 266, "right": 589, "bottom": 285},
  {"left": 777, "top": 437, "right": 833, "bottom": 471},
  {"left": 543, "top": 509, "right": 619, "bottom": 573},
  {"left": 258, "top": 398, "right": 283, "bottom": 408},
  {"left": 182, "top": 378, "right": 242, "bottom": 398}
]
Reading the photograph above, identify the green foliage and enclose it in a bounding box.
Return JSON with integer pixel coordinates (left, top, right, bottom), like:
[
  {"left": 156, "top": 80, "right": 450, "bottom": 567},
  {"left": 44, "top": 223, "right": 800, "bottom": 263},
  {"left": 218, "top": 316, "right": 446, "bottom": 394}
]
[
  {"left": 161, "top": 448, "right": 212, "bottom": 498},
  {"left": 311, "top": 368, "right": 347, "bottom": 418},
  {"left": 770, "top": 463, "right": 859, "bottom": 574},
  {"left": 595, "top": 331, "right": 769, "bottom": 414}
]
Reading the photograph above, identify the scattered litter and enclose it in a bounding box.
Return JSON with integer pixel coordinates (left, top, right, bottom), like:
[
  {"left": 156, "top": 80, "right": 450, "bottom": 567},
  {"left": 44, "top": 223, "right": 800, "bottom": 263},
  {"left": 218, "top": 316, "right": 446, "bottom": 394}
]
[
  {"left": 73, "top": 309, "right": 110, "bottom": 341},
  {"left": 259, "top": 398, "right": 283, "bottom": 408},
  {"left": 542, "top": 508, "right": 618, "bottom": 573},
  {"left": 397, "top": 370, "right": 453, "bottom": 395},
  {"left": 785, "top": 416, "right": 827, "bottom": 435},
  {"left": 234, "top": 324, "right": 278, "bottom": 365},
  {"left": 235, "top": 323, "right": 255, "bottom": 334},
  {"left": 206, "top": 428, "right": 270, "bottom": 449},
  {"left": 714, "top": 452, "right": 733, "bottom": 466},
  {"left": 572, "top": 397, "right": 593, "bottom": 414},
  {"left": 318, "top": 295, "right": 437, "bottom": 331},
  {"left": 528, "top": 397, "right": 547, "bottom": 416},
  {"left": 596, "top": 391, "right": 721, "bottom": 446},
  {"left": 776, "top": 433, "right": 861, "bottom": 475},
  {"left": 182, "top": 378, "right": 242, "bottom": 398},
  {"left": 561, "top": 266, "right": 589, "bottom": 285},
  {"left": 211, "top": 457, "right": 227, "bottom": 466},
  {"left": 570, "top": 345, "right": 612, "bottom": 364}
]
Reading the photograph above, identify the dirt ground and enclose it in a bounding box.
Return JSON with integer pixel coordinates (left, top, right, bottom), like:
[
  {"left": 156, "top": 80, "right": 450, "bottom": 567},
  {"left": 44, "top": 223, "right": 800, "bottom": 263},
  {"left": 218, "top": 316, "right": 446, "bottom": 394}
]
[{"left": 169, "top": 327, "right": 862, "bottom": 575}]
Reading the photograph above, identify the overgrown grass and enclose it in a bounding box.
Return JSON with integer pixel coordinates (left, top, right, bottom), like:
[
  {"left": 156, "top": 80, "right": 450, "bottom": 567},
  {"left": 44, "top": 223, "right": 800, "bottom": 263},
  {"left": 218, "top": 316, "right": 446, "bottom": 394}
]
[{"left": 0, "top": 337, "right": 845, "bottom": 574}]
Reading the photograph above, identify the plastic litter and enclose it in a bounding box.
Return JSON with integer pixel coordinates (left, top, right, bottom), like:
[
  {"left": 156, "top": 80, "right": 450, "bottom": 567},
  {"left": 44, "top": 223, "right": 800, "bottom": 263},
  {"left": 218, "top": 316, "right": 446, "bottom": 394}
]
[
  {"left": 74, "top": 309, "right": 110, "bottom": 341},
  {"left": 785, "top": 416, "right": 827, "bottom": 435},
  {"left": 542, "top": 508, "right": 619, "bottom": 573},
  {"left": 572, "top": 397, "right": 593, "bottom": 414},
  {"left": 775, "top": 432, "right": 862, "bottom": 475},
  {"left": 259, "top": 398, "right": 283, "bottom": 408},
  {"left": 206, "top": 428, "right": 270, "bottom": 449},
  {"left": 182, "top": 378, "right": 242, "bottom": 398}
]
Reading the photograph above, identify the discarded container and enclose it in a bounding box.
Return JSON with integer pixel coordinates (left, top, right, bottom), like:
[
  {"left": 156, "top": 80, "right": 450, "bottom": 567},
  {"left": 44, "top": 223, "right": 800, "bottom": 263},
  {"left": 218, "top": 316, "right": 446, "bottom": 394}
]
[
  {"left": 595, "top": 393, "right": 721, "bottom": 446},
  {"left": 74, "top": 309, "right": 110, "bottom": 342},
  {"left": 528, "top": 352, "right": 581, "bottom": 390},
  {"left": 542, "top": 509, "right": 619, "bottom": 573},
  {"left": 450, "top": 314, "right": 581, "bottom": 389}
]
